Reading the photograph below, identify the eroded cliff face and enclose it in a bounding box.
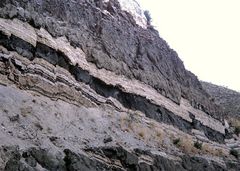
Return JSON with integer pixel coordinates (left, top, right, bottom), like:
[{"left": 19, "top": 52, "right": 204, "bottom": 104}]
[
  {"left": 0, "top": 0, "right": 223, "bottom": 119},
  {"left": 202, "top": 82, "right": 240, "bottom": 119},
  {"left": 202, "top": 82, "right": 240, "bottom": 157},
  {"left": 0, "top": 0, "right": 239, "bottom": 170}
]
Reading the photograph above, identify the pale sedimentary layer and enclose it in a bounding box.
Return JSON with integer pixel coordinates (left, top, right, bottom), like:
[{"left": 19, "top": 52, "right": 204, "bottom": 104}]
[
  {"left": 0, "top": 0, "right": 223, "bottom": 120},
  {"left": 0, "top": 83, "right": 237, "bottom": 171},
  {"left": 0, "top": 18, "right": 226, "bottom": 137}
]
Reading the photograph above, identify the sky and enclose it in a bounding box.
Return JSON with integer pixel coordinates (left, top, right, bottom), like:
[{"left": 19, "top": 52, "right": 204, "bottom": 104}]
[{"left": 138, "top": 0, "right": 240, "bottom": 92}]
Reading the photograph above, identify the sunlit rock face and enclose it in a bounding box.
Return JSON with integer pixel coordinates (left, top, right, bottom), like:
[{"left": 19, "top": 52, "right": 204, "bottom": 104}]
[{"left": 118, "top": 0, "right": 147, "bottom": 28}]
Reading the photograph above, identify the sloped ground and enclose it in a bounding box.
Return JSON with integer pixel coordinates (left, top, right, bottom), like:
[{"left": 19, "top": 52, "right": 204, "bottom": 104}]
[
  {"left": 0, "top": 73, "right": 238, "bottom": 170},
  {"left": 0, "top": 34, "right": 239, "bottom": 170}
]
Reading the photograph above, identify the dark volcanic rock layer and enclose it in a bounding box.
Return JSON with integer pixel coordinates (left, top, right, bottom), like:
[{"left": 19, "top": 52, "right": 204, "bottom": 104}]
[
  {"left": 0, "top": 0, "right": 223, "bottom": 120},
  {"left": 0, "top": 30, "right": 226, "bottom": 143},
  {"left": 2, "top": 146, "right": 240, "bottom": 171}
]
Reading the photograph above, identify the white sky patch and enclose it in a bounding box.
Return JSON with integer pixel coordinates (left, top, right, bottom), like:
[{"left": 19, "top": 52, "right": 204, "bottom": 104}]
[
  {"left": 137, "top": 0, "right": 240, "bottom": 92},
  {"left": 104, "top": 0, "right": 147, "bottom": 28}
]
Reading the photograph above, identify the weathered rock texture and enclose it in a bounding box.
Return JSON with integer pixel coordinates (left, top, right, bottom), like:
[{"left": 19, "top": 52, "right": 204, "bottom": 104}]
[
  {"left": 202, "top": 82, "right": 240, "bottom": 119},
  {"left": 0, "top": 0, "right": 223, "bottom": 119},
  {"left": 0, "top": 0, "right": 239, "bottom": 170},
  {"left": 202, "top": 82, "right": 240, "bottom": 163},
  {"left": 0, "top": 18, "right": 226, "bottom": 142}
]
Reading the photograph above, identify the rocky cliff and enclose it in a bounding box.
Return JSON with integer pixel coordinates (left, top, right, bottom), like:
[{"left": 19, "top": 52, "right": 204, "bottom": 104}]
[
  {"left": 202, "top": 81, "right": 240, "bottom": 155},
  {"left": 0, "top": 0, "right": 239, "bottom": 170},
  {"left": 202, "top": 82, "right": 240, "bottom": 119}
]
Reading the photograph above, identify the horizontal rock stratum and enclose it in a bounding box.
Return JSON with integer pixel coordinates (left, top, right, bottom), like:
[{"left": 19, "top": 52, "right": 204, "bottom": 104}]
[{"left": 0, "top": 0, "right": 239, "bottom": 170}]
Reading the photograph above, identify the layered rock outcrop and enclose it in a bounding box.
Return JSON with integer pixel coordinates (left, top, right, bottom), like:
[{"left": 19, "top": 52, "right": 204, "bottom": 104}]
[
  {"left": 0, "top": 0, "right": 239, "bottom": 170},
  {"left": 0, "top": 0, "right": 223, "bottom": 119}
]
